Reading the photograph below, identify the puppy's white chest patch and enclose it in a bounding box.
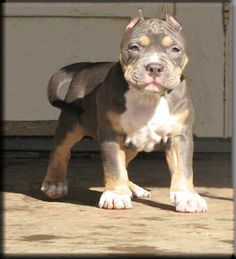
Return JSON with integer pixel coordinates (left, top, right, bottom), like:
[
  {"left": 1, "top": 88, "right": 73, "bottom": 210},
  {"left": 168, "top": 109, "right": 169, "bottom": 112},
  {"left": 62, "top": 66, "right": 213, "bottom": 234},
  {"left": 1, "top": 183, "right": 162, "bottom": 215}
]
[{"left": 121, "top": 94, "right": 176, "bottom": 152}]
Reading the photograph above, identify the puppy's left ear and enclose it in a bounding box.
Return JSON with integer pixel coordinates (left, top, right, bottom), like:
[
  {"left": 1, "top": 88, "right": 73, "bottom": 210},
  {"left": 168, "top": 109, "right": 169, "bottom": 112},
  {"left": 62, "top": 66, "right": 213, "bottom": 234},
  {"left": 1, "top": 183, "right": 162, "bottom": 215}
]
[
  {"left": 165, "top": 12, "right": 183, "bottom": 31},
  {"left": 126, "top": 9, "right": 144, "bottom": 31}
]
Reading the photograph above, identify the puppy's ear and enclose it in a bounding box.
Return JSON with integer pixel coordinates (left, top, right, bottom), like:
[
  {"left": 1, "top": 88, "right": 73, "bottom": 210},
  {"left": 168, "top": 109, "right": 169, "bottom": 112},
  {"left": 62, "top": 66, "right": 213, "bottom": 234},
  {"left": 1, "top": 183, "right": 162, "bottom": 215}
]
[
  {"left": 126, "top": 9, "right": 144, "bottom": 31},
  {"left": 165, "top": 12, "right": 183, "bottom": 31}
]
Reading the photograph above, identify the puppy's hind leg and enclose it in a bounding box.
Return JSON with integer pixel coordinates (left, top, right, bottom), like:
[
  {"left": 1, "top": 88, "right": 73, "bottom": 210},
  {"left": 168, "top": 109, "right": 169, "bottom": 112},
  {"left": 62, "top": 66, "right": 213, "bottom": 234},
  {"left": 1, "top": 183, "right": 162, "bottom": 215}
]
[
  {"left": 125, "top": 149, "right": 151, "bottom": 198},
  {"left": 41, "top": 110, "right": 85, "bottom": 199}
]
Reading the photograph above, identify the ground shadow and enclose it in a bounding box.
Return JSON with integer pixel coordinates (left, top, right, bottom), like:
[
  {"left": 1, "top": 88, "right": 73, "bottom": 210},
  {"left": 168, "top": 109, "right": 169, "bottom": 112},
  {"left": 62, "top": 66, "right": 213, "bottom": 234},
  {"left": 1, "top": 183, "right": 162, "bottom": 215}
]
[
  {"left": 199, "top": 192, "right": 233, "bottom": 201},
  {"left": 29, "top": 185, "right": 102, "bottom": 207},
  {"left": 3, "top": 153, "right": 232, "bottom": 212},
  {"left": 133, "top": 197, "right": 176, "bottom": 212},
  {"left": 23, "top": 184, "right": 177, "bottom": 212}
]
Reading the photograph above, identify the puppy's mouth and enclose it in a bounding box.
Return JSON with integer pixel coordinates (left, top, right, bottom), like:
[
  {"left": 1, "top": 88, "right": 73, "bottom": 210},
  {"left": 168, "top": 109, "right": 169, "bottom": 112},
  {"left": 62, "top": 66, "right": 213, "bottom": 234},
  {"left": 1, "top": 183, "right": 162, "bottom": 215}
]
[
  {"left": 142, "top": 75, "right": 165, "bottom": 93},
  {"left": 124, "top": 63, "right": 181, "bottom": 94}
]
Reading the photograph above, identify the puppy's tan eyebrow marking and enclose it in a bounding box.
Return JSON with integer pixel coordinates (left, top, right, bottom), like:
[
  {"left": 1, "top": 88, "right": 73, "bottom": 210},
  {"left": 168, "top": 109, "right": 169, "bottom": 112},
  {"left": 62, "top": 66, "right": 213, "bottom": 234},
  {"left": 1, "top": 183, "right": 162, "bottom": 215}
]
[
  {"left": 139, "top": 35, "right": 151, "bottom": 46},
  {"left": 161, "top": 36, "right": 173, "bottom": 46}
]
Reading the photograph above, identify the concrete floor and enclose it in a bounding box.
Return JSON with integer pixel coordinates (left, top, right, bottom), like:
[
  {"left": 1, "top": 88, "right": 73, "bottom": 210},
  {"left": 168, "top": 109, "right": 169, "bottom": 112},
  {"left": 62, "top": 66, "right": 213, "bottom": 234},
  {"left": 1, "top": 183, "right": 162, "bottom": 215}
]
[{"left": 3, "top": 152, "right": 234, "bottom": 256}]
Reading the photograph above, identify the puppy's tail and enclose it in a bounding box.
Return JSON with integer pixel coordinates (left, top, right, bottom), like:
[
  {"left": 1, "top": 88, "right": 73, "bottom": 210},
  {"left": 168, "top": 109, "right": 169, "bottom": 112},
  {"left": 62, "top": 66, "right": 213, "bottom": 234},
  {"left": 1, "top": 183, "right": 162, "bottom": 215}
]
[
  {"left": 48, "top": 62, "right": 96, "bottom": 113},
  {"left": 47, "top": 70, "right": 77, "bottom": 111}
]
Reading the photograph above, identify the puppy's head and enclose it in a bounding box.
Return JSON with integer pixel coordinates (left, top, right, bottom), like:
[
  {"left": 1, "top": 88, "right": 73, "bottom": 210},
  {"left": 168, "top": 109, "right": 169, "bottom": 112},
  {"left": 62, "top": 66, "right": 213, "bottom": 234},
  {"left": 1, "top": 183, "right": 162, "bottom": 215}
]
[{"left": 120, "top": 10, "right": 188, "bottom": 94}]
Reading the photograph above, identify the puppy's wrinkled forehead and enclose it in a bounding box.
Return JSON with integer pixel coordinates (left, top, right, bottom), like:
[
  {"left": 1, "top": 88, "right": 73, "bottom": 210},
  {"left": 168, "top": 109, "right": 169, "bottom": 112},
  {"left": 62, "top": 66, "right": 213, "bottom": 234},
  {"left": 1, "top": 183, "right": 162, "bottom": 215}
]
[{"left": 121, "top": 19, "right": 186, "bottom": 49}]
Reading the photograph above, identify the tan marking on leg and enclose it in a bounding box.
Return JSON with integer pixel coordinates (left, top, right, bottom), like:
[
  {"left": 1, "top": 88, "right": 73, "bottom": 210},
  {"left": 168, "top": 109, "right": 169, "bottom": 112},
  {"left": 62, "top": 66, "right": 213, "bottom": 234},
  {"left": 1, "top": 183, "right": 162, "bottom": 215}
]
[
  {"left": 166, "top": 147, "right": 176, "bottom": 179},
  {"left": 99, "top": 137, "right": 131, "bottom": 194},
  {"left": 161, "top": 36, "right": 173, "bottom": 47},
  {"left": 99, "top": 140, "right": 133, "bottom": 209},
  {"left": 42, "top": 121, "right": 85, "bottom": 198},
  {"left": 166, "top": 134, "right": 207, "bottom": 212},
  {"left": 171, "top": 109, "right": 191, "bottom": 136},
  {"left": 104, "top": 147, "right": 130, "bottom": 193},
  {"left": 125, "top": 148, "right": 138, "bottom": 167},
  {"left": 171, "top": 173, "right": 194, "bottom": 193},
  {"left": 166, "top": 139, "right": 194, "bottom": 193},
  {"left": 98, "top": 131, "right": 138, "bottom": 208},
  {"left": 170, "top": 157, "right": 194, "bottom": 193},
  {"left": 178, "top": 110, "right": 190, "bottom": 123},
  {"left": 106, "top": 111, "right": 125, "bottom": 134},
  {"left": 139, "top": 35, "right": 151, "bottom": 46},
  {"left": 125, "top": 149, "right": 151, "bottom": 198},
  {"left": 169, "top": 145, "right": 194, "bottom": 192},
  {"left": 45, "top": 124, "right": 85, "bottom": 182},
  {"left": 173, "top": 149, "right": 178, "bottom": 168}
]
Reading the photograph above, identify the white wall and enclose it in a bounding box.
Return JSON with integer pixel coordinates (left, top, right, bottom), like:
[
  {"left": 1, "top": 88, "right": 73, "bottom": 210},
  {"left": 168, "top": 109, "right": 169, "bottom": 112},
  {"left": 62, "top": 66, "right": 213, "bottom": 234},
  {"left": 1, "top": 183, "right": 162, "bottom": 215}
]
[{"left": 3, "top": 2, "right": 232, "bottom": 137}]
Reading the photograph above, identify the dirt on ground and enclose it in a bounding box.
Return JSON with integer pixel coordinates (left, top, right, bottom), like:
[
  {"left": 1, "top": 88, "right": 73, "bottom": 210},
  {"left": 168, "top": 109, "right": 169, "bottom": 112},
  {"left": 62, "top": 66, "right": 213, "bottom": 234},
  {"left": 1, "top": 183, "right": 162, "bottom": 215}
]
[{"left": 3, "top": 152, "right": 234, "bottom": 256}]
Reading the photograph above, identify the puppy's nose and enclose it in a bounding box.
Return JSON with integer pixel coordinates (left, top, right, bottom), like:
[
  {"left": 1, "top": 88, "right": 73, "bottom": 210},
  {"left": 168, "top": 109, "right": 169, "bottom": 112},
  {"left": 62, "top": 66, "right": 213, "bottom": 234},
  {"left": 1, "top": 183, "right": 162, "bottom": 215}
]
[{"left": 145, "top": 63, "right": 164, "bottom": 76}]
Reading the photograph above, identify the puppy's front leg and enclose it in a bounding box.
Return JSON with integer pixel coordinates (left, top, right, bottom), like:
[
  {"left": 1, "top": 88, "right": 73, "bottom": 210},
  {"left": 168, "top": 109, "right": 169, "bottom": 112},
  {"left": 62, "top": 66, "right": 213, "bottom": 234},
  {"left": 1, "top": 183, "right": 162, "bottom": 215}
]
[
  {"left": 98, "top": 136, "right": 132, "bottom": 209},
  {"left": 166, "top": 130, "right": 207, "bottom": 213}
]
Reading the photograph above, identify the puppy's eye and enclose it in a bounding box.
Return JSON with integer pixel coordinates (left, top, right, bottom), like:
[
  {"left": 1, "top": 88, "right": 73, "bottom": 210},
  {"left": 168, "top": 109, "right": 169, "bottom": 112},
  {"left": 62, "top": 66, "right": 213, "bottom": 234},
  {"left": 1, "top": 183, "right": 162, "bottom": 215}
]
[
  {"left": 171, "top": 46, "right": 182, "bottom": 53},
  {"left": 129, "top": 44, "right": 140, "bottom": 52}
]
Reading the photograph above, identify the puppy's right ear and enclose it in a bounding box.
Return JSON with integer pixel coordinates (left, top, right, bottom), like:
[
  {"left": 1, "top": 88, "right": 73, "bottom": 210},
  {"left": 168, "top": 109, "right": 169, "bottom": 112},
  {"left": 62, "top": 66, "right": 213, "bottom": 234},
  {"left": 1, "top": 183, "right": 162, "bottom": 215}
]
[
  {"left": 126, "top": 9, "right": 144, "bottom": 31},
  {"left": 165, "top": 12, "right": 183, "bottom": 31}
]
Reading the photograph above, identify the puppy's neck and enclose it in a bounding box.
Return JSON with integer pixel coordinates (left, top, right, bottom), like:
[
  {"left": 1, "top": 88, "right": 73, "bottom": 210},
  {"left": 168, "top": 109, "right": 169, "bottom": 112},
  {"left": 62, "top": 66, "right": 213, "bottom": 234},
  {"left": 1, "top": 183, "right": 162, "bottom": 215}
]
[{"left": 127, "top": 85, "right": 163, "bottom": 107}]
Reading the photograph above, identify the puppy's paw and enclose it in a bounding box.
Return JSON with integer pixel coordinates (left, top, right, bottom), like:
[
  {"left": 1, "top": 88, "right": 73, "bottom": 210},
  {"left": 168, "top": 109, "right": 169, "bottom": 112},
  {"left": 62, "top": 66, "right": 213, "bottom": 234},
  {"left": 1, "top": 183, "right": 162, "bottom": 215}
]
[
  {"left": 132, "top": 186, "right": 151, "bottom": 198},
  {"left": 41, "top": 181, "right": 68, "bottom": 199},
  {"left": 129, "top": 181, "right": 151, "bottom": 198},
  {"left": 98, "top": 191, "right": 132, "bottom": 209},
  {"left": 170, "top": 191, "right": 208, "bottom": 213}
]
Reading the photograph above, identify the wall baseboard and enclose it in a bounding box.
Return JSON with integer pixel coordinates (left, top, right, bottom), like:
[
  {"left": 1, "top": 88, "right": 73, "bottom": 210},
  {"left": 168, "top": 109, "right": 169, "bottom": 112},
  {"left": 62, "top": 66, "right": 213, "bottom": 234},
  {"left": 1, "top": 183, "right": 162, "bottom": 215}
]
[{"left": 3, "top": 137, "right": 231, "bottom": 153}]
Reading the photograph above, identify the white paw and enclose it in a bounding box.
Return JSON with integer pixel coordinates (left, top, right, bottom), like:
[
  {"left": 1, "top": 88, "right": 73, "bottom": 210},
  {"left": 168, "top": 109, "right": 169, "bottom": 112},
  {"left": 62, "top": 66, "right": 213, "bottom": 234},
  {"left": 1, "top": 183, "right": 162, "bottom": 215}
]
[
  {"left": 41, "top": 181, "right": 68, "bottom": 198},
  {"left": 98, "top": 191, "right": 132, "bottom": 209},
  {"left": 131, "top": 185, "right": 151, "bottom": 198},
  {"left": 170, "top": 191, "right": 208, "bottom": 213}
]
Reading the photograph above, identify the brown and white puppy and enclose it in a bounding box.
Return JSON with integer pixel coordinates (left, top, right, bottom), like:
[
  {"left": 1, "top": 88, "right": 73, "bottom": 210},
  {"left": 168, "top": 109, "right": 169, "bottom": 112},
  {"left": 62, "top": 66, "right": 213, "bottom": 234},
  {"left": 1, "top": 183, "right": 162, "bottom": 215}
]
[{"left": 41, "top": 10, "right": 207, "bottom": 213}]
